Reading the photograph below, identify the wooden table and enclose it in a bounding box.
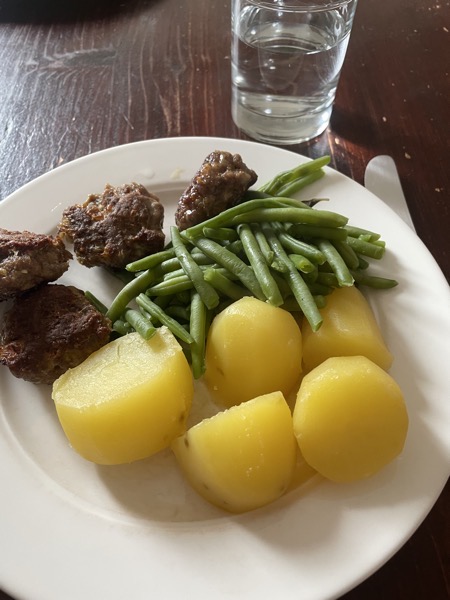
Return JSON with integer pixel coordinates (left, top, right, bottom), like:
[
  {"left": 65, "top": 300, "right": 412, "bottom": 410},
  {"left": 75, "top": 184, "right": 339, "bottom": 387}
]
[{"left": 0, "top": 0, "right": 448, "bottom": 598}]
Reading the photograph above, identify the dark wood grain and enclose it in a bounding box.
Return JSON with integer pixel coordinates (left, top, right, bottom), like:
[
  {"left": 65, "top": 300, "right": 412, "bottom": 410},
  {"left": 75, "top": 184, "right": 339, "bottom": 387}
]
[{"left": 0, "top": 0, "right": 448, "bottom": 599}]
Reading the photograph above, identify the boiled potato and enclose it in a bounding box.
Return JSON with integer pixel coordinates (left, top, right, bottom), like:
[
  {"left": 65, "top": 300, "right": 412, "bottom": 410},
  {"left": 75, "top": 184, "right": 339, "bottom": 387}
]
[
  {"left": 171, "top": 391, "right": 297, "bottom": 513},
  {"left": 203, "top": 296, "right": 302, "bottom": 407},
  {"left": 293, "top": 356, "right": 408, "bottom": 483},
  {"left": 301, "top": 286, "right": 393, "bottom": 372},
  {"left": 52, "top": 328, "right": 194, "bottom": 465}
]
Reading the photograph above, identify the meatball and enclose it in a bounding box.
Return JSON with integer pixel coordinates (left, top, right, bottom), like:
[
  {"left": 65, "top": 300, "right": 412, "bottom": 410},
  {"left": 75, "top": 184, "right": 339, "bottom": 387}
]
[
  {"left": 58, "top": 182, "right": 165, "bottom": 269},
  {"left": 0, "top": 284, "right": 112, "bottom": 384},
  {"left": 174, "top": 150, "right": 258, "bottom": 230},
  {"left": 0, "top": 228, "right": 72, "bottom": 302}
]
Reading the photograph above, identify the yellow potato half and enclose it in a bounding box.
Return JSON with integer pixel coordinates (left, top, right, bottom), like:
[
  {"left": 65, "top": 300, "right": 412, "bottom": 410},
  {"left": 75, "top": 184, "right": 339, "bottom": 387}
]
[
  {"left": 203, "top": 296, "right": 302, "bottom": 407},
  {"left": 301, "top": 286, "right": 393, "bottom": 372},
  {"left": 172, "top": 391, "right": 297, "bottom": 513},
  {"left": 52, "top": 328, "right": 194, "bottom": 465},
  {"left": 293, "top": 356, "right": 408, "bottom": 483}
]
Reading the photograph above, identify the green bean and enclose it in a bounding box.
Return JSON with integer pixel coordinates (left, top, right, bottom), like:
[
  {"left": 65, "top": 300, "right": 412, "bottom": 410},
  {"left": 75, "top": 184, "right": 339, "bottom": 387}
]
[
  {"left": 288, "top": 223, "right": 348, "bottom": 242},
  {"left": 331, "top": 240, "right": 360, "bottom": 270},
  {"left": 202, "top": 226, "right": 239, "bottom": 242},
  {"left": 146, "top": 274, "right": 194, "bottom": 296},
  {"left": 346, "top": 236, "right": 385, "bottom": 259},
  {"left": 159, "top": 252, "right": 215, "bottom": 276},
  {"left": 162, "top": 262, "right": 215, "bottom": 280},
  {"left": 84, "top": 291, "right": 108, "bottom": 315},
  {"left": 155, "top": 257, "right": 181, "bottom": 275},
  {"left": 192, "top": 237, "right": 265, "bottom": 301},
  {"left": 345, "top": 225, "right": 381, "bottom": 241},
  {"left": 214, "top": 267, "right": 240, "bottom": 281},
  {"left": 224, "top": 239, "right": 245, "bottom": 256},
  {"left": 189, "top": 291, "right": 208, "bottom": 379},
  {"left": 358, "top": 234, "right": 373, "bottom": 243},
  {"left": 163, "top": 305, "right": 190, "bottom": 322},
  {"left": 350, "top": 270, "right": 398, "bottom": 289},
  {"left": 275, "top": 169, "right": 326, "bottom": 198},
  {"left": 171, "top": 226, "right": 220, "bottom": 310},
  {"left": 163, "top": 268, "right": 186, "bottom": 280},
  {"left": 252, "top": 224, "right": 275, "bottom": 264},
  {"left": 112, "top": 319, "right": 133, "bottom": 336},
  {"left": 276, "top": 230, "right": 326, "bottom": 264},
  {"left": 282, "top": 294, "right": 327, "bottom": 311},
  {"left": 126, "top": 247, "right": 176, "bottom": 272},
  {"left": 106, "top": 268, "right": 159, "bottom": 322},
  {"left": 317, "top": 239, "right": 354, "bottom": 287},
  {"left": 358, "top": 255, "right": 370, "bottom": 270},
  {"left": 302, "top": 266, "right": 319, "bottom": 284},
  {"left": 136, "top": 294, "right": 194, "bottom": 345},
  {"left": 284, "top": 269, "right": 324, "bottom": 331},
  {"left": 182, "top": 197, "right": 313, "bottom": 240},
  {"left": 288, "top": 253, "right": 316, "bottom": 274},
  {"left": 228, "top": 207, "right": 348, "bottom": 229},
  {"left": 123, "top": 308, "right": 156, "bottom": 340},
  {"left": 259, "top": 156, "right": 331, "bottom": 196},
  {"left": 316, "top": 271, "right": 339, "bottom": 287},
  {"left": 260, "top": 222, "right": 323, "bottom": 331},
  {"left": 270, "top": 269, "right": 296, "bottom": 296},
  {"left": 237, "top": 223, "right": 284, "bottom": 306},
  {"left": 271, "top": 258, "right": 289, "bottom": 273},
  {"left": 244, "top": 188, "right": 327, "bottom": 207},
  {"left": 204, "top": 268, "right": 249, "bottom": 301},
  {"left": 129, "top": 253, "right": 212, "bottom": 285},
  {"left": 191, "top": 247, "right": 212, "bottom": 259}
]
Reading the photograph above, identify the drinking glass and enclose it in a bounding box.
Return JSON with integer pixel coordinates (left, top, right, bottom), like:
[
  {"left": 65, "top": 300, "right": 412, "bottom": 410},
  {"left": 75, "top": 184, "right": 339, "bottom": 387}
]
[{"left": 231, "top": 0, "right": 359, "bottom": 145}]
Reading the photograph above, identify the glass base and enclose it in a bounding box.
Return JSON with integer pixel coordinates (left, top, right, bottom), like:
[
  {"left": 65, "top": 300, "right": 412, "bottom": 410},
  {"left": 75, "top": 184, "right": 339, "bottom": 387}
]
[{"left": 232, "top": 90, "right": 332, "bottom": 146}]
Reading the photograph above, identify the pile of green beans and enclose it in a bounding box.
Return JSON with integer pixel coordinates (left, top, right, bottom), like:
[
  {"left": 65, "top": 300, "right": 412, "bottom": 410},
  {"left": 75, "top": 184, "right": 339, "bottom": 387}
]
[{"left": 97, "top": 156, "right": 397, "bottom": 379}]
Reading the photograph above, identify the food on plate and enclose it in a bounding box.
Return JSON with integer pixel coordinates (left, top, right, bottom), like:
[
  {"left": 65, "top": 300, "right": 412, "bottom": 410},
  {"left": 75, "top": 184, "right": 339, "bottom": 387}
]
[
  {"left": 58, "top": 182, "right": 165, "bottom": 269},
  {"left": 301, "top": 286, "right": 393, "bottom": 372},
  {"left": 257, "top": 155, "right": 330, "bottom": 197},
  {"left": 171, "top": 391, "right": 297, "bottom": 513},
  {"left": 0, "top": 227, "right": 72, "bottom": 301},
  {"left": 293, "top": 356, "right": 409, "bottom": 483},
  {"left": 174, "top": 150, "right": 257, "bottom": 230},
  {"left": 52, "top": 328, "right": 194, "bottom": 465},
  {"left": 110, "top": 156, "right": 397, "bottom": 366},
  {"left": 0, "top": 284, "right": 111, "bottom": 384},
  {"left": 203, "top": 296, "right": 302, "bottom": 407},
  {"left": 0, "top": 152, "right": 407, "bottom": 511}
]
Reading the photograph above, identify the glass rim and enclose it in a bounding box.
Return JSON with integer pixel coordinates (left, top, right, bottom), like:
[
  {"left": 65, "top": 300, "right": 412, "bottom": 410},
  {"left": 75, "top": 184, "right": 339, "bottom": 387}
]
[{"left": 239, "top": 0, "right": 357, "bottom": 11}]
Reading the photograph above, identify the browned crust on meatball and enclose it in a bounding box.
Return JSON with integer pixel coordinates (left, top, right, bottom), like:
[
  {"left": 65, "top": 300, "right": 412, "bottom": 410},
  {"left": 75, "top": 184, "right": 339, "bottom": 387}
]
[
  {"left": 58, "top": 182, "right": 165, "bottom": 269},
  {"left": 174, "top": 151, "right": 258, "bottom": 230},
  {"left": 0, "top": 284, "right": 112, "bottom": 384},
  {"left": 0, "top": 228, "right": 72, "bottom": 302}
]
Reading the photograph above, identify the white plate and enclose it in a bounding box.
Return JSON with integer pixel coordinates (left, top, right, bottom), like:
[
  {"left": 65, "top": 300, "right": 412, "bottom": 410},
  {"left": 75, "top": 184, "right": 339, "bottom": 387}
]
[{"left": 1, "top": 137, "right": 449, "bottom": 600}]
